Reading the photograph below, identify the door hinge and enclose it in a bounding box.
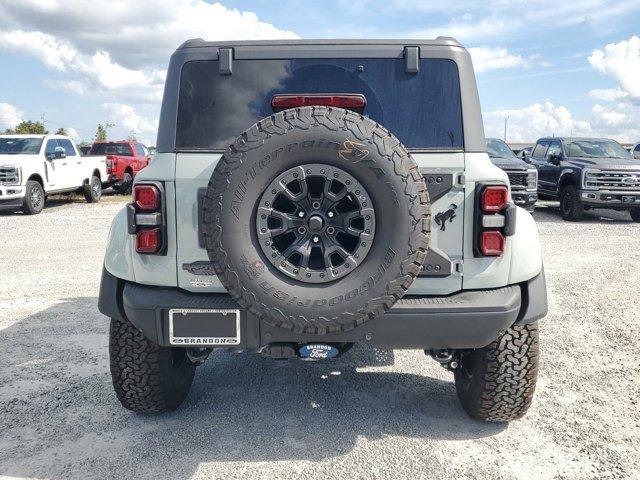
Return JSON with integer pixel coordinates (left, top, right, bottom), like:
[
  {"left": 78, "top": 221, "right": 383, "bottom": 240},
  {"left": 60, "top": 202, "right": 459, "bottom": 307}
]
[
  {"left": 454, "top": 260, "right": 464, "bottom": 275},
  {"left": 455, "top": 173, "right": 466, "bottom": 187},
  {"left": 219, "top": 48, "right": 233, "bottom": 75}
]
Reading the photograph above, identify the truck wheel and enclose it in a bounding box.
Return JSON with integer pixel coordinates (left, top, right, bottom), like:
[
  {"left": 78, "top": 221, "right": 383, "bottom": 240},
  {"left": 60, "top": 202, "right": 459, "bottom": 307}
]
[
  {"left": 109, "top": 317, "right": 196, "bottom": 413},
  {"left": 630, "top": 208, "right": 640, "bottom": 223},
  {"left": 84, "top": 175, "right": 102, "bottom": 203},
  {"left": 559, "top": 185, "right": 583, "bottom": 221},
  {"left": 202, "top": 106, "right": 430, "bottom": 334},
  {"left": 118, "top": 172, "right": 133, "bottom": 195},
  {"left": 454, "top": 323, "right": 539, "bottom": 422},
  {"left": 21, "top": 180, "right": 45, "bottom": 215}
]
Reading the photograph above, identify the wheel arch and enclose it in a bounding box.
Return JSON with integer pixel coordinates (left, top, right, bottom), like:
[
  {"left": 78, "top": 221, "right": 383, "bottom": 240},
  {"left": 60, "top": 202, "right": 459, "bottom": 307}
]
[{"left": 27, "top": 173, "right": 45, "bottom": 188}]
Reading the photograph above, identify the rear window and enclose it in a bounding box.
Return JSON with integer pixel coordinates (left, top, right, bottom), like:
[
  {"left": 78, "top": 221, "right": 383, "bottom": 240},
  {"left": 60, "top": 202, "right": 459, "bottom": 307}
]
[
  {"left": 91, "top": 143, "right": 133, "bottom": 156},
  {"left": 176, "top": 58, "right": 463, "bottom": 150}
]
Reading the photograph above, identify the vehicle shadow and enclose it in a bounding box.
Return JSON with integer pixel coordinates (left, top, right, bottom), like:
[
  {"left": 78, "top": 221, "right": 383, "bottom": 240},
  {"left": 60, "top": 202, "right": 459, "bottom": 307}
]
[
  {"left": 0, "top": 189, "right": 125, "bottom": 215},
  {"left": 0, "top": 297, "right": 505, "bottom": 480},
  {"left": 533, "top": 200, "right": 635, "bottom": 224}
]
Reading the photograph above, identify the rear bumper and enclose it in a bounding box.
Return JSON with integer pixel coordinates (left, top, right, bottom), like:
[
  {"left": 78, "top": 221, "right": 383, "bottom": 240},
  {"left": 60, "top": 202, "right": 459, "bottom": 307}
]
[
  {"left": 578, "top": 189, "right": 640, "bottom": 208},
  {"left": 98, "top": 267, "right": 547, "bottom": 350}
]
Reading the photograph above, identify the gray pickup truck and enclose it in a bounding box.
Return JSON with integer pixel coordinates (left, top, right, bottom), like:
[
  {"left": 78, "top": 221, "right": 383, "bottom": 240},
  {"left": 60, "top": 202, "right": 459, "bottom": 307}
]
[{"left": 99, "top": 39, "right": 547, "bottom": 422}]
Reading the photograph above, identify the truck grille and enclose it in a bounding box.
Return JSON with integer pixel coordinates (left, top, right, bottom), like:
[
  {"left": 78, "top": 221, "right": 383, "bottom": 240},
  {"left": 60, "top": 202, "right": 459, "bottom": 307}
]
[
  {"left": 506, "top": 171, "right": 527, "bottom": 190},
  {"left": 584, "top": 171, "right": 640, "bottom": 191},
  {"left": 0, "top": 166, "right": 20, "bottom": 185}
]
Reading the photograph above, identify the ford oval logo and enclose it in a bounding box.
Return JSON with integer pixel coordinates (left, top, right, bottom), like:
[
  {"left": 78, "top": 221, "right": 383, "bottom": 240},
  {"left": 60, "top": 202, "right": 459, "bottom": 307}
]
[
  {"left": 299, "top": 344, "right": 339, "bottom": 359},
  {"left": 623, "top": 176, "right": 639, "bottom": 184}
]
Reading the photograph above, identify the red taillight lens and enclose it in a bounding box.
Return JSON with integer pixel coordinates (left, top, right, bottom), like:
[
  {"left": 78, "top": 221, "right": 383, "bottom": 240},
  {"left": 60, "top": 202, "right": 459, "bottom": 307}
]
[
  {"left": 481, "top": 186, "right": 509, "bottom": 213},
  {"left": 271, "top": 94, "right": 366, "bottom": 111},
  {"left": 133, "top": 185, "right": 159, "bottom": 211},
  {"left": 480, "top": 230, "right": 505, "bottom": 256},
  {"left": 136, "top": 228, "right": 160, "bottom": 253}
]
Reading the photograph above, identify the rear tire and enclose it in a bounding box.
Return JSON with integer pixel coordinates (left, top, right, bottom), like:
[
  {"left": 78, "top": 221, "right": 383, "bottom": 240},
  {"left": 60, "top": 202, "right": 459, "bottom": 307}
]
[
  {"left": 21, "top": 180, "right": 45, "bottom": 215},
  {"left": 109, "top": 318, "right": 196, "bottom": 413},
  {"left": 559, "top": 185, "right": 583, "bottom": 221},
  {"left": 454, "top": 323, "right": 539, "bottom": 422},
  {"left": 84, "top": 175, "right": 102, "bottom": 203},
  {"left": 630, "top": 208, "right": 640, "bottom": 223},
  {"left": 115, "top": 172, "right": 133, "bottom": 195}
]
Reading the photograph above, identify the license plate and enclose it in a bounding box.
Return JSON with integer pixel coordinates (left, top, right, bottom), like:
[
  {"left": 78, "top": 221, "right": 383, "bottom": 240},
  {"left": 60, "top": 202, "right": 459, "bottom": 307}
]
[
  {"left": 168, "top": 308, "right": 240, "bottom": 346},
  {"left": 622, "top": 196, "right": 636, "bottom": 204}
]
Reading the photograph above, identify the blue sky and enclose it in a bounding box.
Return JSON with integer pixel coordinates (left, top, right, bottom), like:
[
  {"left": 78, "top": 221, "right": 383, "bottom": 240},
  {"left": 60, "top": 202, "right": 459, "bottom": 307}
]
[{"left": 1, "top": 0, "right": 639, "bottom": 145}]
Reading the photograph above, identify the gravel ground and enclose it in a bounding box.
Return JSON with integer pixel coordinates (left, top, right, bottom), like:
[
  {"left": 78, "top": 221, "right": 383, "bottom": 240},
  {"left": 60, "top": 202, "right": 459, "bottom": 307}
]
[{"left": 0, "top": 197, "right": 639, "bottom": 480}]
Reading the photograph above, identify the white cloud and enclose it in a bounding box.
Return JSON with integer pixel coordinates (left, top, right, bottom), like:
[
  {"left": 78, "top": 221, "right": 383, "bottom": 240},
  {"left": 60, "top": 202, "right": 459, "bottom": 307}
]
[
  {"left": 0, "top": 102, "right": 23, "bottom": 129},
  {"left": 0, "top": 0, "right": 298, "bottom": 67},
  {"left": 409, "top": 1, "right": 640, "bottom": 43},
  {"left": 589, "top": 88, "right": 628, "bottom": 102},
  {"left": 469, "top": 46, "right": 530, "bottom": 73},
  {"left": 484, "top": 101, "right": 592, "bottom": 142},
  {"left": 102, "top": 103, "right": 158, "bottom": 145},
  {"left": 588, "top": 36, "right": 640, "bottom": 103},
  {"left": 591, "top": 104, "right": 627, "bottom": 125}
]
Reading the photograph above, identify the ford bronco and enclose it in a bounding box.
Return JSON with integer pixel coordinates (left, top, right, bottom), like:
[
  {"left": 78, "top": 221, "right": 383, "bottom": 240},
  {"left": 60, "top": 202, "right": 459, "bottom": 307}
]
[{"left": 98, "top": 39, "right": 547, "bottom": 421}]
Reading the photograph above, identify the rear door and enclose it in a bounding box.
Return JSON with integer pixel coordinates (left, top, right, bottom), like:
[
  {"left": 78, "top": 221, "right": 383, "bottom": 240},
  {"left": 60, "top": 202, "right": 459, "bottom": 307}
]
[
  {"left": 57, "top": 138, "right": 82, "bottom": 186},
  {"left": 173, "top": 53, "right": 466, "bottom": 295},
  {"left": 542, "top": 140, "right": 562, "bottom": 195}
]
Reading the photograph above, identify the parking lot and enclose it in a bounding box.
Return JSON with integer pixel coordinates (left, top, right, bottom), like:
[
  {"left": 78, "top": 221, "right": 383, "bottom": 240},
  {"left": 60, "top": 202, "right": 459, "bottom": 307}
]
[{"left": 1, "top": 197, "right": 639, "bottom": 480}]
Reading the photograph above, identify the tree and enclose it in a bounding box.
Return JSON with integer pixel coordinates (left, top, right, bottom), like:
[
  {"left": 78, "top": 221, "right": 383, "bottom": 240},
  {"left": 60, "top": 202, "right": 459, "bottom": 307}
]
[
  {"left": 55, "top": 127, "right": 68, "bottom": 135},
  {"left": 4, "top": 120, "right": 48, "bottom": 135},
  {"left": 94, "top": 122, "right": 114, "bottom": 142}
]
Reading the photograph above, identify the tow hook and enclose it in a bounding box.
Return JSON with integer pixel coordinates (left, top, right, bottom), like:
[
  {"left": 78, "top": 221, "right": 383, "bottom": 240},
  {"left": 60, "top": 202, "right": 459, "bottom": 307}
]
[
  {"left": 186, "top": 347, "right": 213, "bottom": 365},
  {"left": 426, "top": 349, "right": 460, "bottom": 371}
]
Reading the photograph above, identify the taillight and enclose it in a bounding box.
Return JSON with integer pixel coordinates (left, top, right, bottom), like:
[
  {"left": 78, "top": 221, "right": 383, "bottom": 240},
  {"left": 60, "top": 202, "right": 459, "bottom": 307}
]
[
  {"left": 475, "top": 184, "right": 514, "bottom": 257},
  {"left": 133, "top": 184, "right": 159, "bottom": 211},
  {"left": 129, "top": 183, "right": 164, "bottom": 254},
  {"left": 271, "top": 94, "right": 366, "bottom": 112},
  {"left": 136, "top": 228, "right": 161, "bottom": 253},
  {"left": 480, "top": 230, "right": 505, "bottom": 256},
  {"left": 481, "top": 185, "right": 508, "bottom": 213}
]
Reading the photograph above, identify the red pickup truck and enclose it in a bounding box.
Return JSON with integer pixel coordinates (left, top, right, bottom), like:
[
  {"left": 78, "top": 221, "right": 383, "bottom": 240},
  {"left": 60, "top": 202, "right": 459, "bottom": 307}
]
[{"left": 89, "top": 141, "right": 151, "bottom": 194}]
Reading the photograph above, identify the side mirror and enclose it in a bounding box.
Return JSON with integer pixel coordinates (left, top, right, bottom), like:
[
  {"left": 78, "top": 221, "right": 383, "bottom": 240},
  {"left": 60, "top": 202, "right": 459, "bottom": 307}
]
[
  {"left": 548, "top": 153, "right": 561, "bottom": 165},
  {"left": 54, "top": 146, "right": 67, "bottom": 159}
]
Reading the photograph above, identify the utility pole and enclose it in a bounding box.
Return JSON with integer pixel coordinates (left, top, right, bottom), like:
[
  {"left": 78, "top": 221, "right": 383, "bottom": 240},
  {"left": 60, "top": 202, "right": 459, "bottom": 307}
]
[
  {"left": 504, "top": 116, "right": 509, "bottom": 142},
  {"left": 41, "top": 113, "right": 46, "bottom": 131}
]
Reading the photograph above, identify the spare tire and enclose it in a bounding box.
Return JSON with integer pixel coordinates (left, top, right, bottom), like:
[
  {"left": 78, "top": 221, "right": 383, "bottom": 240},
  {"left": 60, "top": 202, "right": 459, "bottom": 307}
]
[{"left": 202, "top": 106, "right": 430, "bottom": 334}]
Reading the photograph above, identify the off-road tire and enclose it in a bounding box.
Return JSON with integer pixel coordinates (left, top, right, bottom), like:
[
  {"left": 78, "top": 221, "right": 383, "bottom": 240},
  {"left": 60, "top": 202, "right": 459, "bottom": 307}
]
[
  {"left": 84, "top": 175, "right": 102, "bottom": 203},
  {"left": 454, "top": 323, "right": 539, "bottom": 422},
  {"left": 630, "top": 208, "right": 640, "bottom": 223},
  {"left": 559, "top": 185, "right": 583, "bottom": 221},
  {"left": 115, "top": 172, "right": 133, "bottom": 195},
  {"left": 202, "top": 106, "right": 430, "bottom": 334},
  {"left": 21, "top": 180, "right": 45, "bottom": 215},
  {"left": 109, "top": 317, "right": 196, "bottom": 413}
]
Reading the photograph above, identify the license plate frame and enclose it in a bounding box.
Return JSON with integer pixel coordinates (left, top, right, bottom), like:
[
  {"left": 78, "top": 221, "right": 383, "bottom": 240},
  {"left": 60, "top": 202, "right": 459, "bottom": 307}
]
[{"left": 168, "top": 308, "right": 241, "bottom": 346}]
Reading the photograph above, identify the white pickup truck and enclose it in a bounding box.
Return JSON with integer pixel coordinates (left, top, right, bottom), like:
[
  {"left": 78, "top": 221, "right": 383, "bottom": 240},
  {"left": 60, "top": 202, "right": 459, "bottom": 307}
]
[{"left": 0, "top": 134, "right": 108, "bottom": 214}]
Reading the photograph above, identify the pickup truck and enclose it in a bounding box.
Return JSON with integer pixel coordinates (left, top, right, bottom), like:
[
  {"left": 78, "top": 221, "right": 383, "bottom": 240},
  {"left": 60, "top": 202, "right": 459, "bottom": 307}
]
[
  {"left": 89, "top": 141, "right": 151, "bottom": 194},
  {"left": 0, "top": 134, "right": 107, "bottom": 214},
  {"left": 528, "top": 137, "right": 640, "bottom": 221},
  {"left": 99, "top": 38, "right": 547, "bottom": 422},
  {"left": 486, "top": 138, "right": 538, "bottom": 212}
]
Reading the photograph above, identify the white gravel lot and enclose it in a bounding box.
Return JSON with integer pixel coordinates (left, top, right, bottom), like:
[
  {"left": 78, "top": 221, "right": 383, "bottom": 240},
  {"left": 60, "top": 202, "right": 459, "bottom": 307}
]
[{"left": 0, "top": 197, "right": 639, "bottom": 480}]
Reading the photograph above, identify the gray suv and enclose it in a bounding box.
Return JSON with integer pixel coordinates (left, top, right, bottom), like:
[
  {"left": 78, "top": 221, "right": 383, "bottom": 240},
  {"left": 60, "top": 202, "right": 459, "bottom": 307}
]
[{"left": 99, "top": 39, "right": 547, "bottom": 421}]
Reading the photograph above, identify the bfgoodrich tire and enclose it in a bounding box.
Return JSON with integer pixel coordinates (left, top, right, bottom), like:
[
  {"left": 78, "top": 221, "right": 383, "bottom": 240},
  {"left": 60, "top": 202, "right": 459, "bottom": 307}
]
[
  {"left": 454, "top": 323, "right": 539, "bottom": 422},
  {"left": 202, "top": 106, "right": 430, "bottom": 334},
  {"left": 109, "top": 318, "right": 196, "bottom": 413}
]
